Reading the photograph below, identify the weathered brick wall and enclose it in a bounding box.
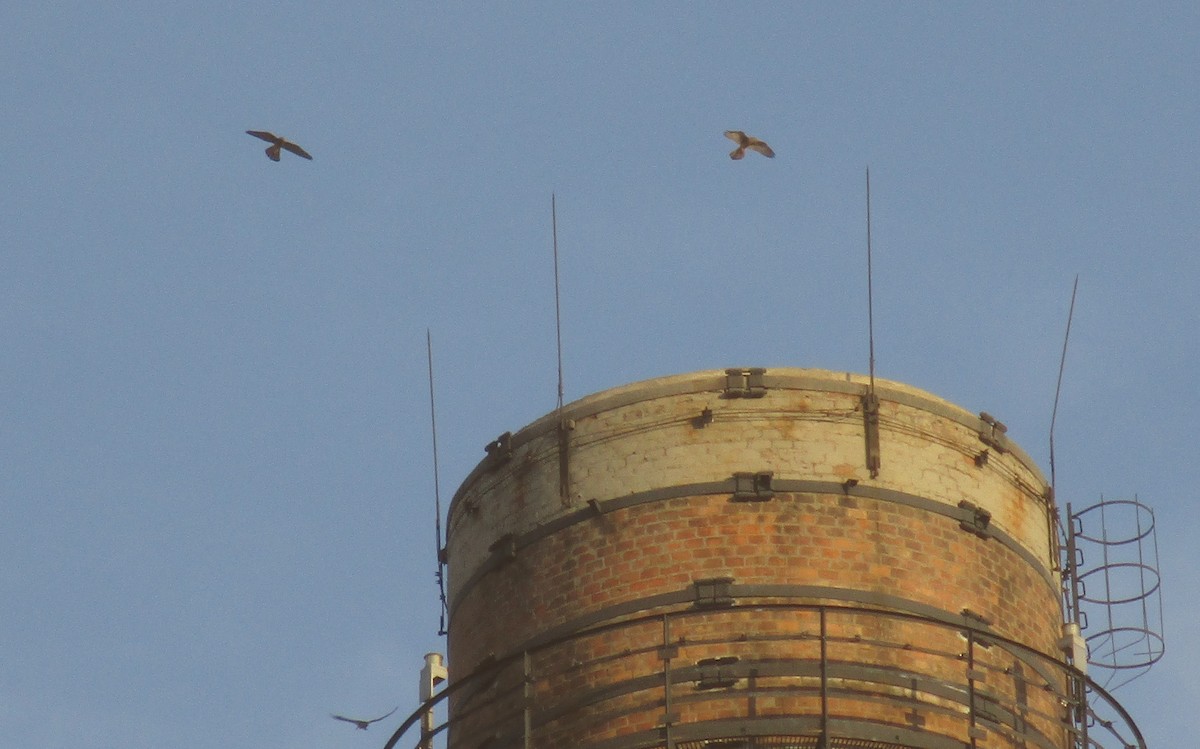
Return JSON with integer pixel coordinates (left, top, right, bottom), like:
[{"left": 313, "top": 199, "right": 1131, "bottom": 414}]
[{"left": 444, "top": 369, "right": 1066, "bottom": 748}]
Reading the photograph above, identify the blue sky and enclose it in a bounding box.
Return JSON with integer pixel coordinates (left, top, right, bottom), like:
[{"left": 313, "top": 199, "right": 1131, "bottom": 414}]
[{"left": 2, "top": 4, "right": 1196, "bottom": 748}]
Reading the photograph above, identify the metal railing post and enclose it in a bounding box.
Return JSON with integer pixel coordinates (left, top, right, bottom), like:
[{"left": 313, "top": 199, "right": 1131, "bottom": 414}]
[
  {"left": 819, "top": 606, "right": 829, "bottom": 749},
  {"left": 523, "top": 651, "right": 533, "bottom": 749}
]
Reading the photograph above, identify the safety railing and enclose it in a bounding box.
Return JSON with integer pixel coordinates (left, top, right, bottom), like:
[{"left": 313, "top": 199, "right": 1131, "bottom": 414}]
[{"left": 385, "top": 603, "right": 1146, "bottom": 749}]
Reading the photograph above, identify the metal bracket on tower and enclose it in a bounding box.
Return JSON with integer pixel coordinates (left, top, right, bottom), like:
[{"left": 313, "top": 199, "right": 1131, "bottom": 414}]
[
  {"left": 862, "top": 391, "right": 881, "bottom": 478},
  {"left": 958, "top": 500, "right": 993, "bottom": 539},
  {"left": 731, "top": 471, "right": 774, "bottom": 502},
  {"left": 722, "top": 368, "right": 767, "bottom": 398},
  {"left": 557, "top": 418, "right": 574, "bottom": 506},
  {"left": 693, "top": 577, "right": 735, "bottom": 609},
  {"left": 694, "top": 656, "right": 740, "bottom": 690},
  {"left": 1059, "top": 622, "right": 1089, "bottom": 675},
  {"left": 489, "top": 533, "right": 518, "bottom": 563},
  {"left": 484, "top": 431, "right": 513, "bottom": 468},
  {"left": 977, "top": 412, "right": 1010, "bottom": 454},
  {"left": 961, "top": 608, "right": 993, "bottom": 624}
]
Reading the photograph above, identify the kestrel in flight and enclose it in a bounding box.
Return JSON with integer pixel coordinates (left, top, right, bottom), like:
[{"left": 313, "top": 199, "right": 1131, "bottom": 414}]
[
  {"left": 724, "top": 130, "right": 775, "bottom": 160},
  {"left": 330, "top": 705, "right": 399, "bottom": 730},
  {"left": 246, "top": 130, "right": 313, "bottom": 161}
]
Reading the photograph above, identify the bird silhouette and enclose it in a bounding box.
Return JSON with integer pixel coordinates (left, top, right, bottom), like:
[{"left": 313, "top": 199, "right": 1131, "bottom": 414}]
[
  {"left": 330, "top": 705, "right": 399, "bottom": 730},
  {"left": 724, "top": 130, "right": 775, "bottom": 160},
  {"left": 246, "top": 131, "right": 313, "bottom": 161}
]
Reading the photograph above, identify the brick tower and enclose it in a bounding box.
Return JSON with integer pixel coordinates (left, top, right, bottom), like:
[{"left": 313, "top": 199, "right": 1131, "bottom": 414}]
[{"left": 436, "top": 368, "right": 1146, "bottom": 749}]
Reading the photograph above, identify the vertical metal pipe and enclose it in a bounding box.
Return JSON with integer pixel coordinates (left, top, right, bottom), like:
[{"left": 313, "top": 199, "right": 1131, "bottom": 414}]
[
  {"left": 523, "top": 651, "right": 533, "bottom": 749},
  {"left": 419, "top": 653, "right": 447, "bottom": 749},
  {"left": 662, "top": 615, "right": 675, "bottom": 749},
  {"left": 967, "top": 629, "right": 978, "bottom": 749},
  {"left": 819, "top": 607, "right": 828, "bottom": 749}
]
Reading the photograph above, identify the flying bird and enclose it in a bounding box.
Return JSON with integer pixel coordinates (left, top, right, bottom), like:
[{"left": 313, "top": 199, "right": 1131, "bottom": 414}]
[
  {"left": 330, "top": 705, "right": 400, "bottom": 730},
  {"left": 246, "top": 130, "right": 313, "bottom": 161},
  {"left": 724, "top": 130, "right": 775, "bottom": 160}
]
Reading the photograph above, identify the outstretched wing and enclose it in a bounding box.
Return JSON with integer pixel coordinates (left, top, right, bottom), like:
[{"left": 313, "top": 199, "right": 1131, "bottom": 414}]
[
  {"left": 280, "top": 140, "right": 313, "bottom": 160},
  {"left": 246, "top": 130, "right": 279, "bottom": 143},
  {"left": 747, "top": 138, "right": 775, "bottom": 158},
  {"left": 366, "top": 705, "right": 400, "bottom": 724},
  {"left": 330, "top": 714, "right": 362, "bottom": 725},
  {"left": 724, "top": 130, "right": 748, "bottom": 145}
]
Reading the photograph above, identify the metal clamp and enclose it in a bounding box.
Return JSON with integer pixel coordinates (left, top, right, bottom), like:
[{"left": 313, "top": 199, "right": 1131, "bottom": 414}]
[
  {"left": 732, "top": 471, "right": 774, "bottom": 502},
  {"left": 723, "top": 368, "right": 767, "bottom": 398}
]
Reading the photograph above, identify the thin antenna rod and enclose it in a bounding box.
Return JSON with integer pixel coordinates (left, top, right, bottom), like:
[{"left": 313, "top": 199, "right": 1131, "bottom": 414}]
[
  {"left": 862, "top": 167, "right": 882, "bottom": 479},
  {"left": 1049, "top": 275, "right": 1079, "bottom": 496},
  {"left": 866, "top": 167, "right": 876, "bottom": 391},
  {"left": 552, "top": 193, "right": 564, "bottom": 411},
  {"left": 426, "top": 329, "right": 448, "bottom": 636}
]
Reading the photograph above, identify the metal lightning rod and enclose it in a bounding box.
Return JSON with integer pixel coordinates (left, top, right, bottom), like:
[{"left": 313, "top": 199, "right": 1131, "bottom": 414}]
[
  {"left": 862, "top": 167, "right": 882, "bottom": 478},
  {"left": 552, "top": 194, "right": 573, "bottom": 505},
  {"left": 866, "top": 167, "right": 876, "bottom": 391},
  {"left": 1049, "top": 275, "right": 1079, "bottom": 501},
  {"left": 552, "top": 193, "right": 564, "bottom": 411},
  {"left": 426, "top": 329, "right": 448, "bottom": 636}
]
